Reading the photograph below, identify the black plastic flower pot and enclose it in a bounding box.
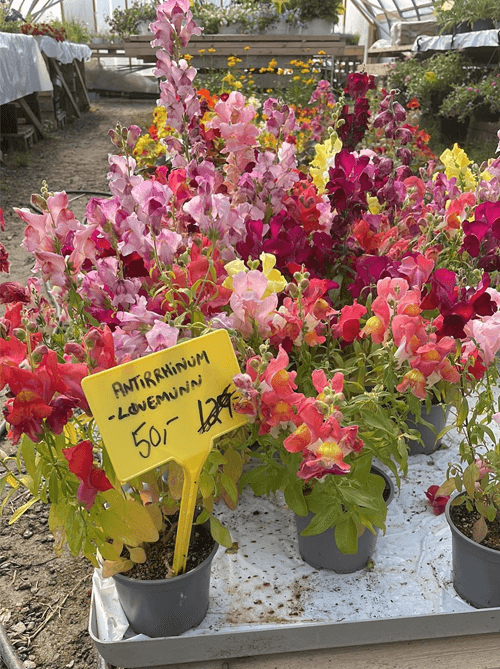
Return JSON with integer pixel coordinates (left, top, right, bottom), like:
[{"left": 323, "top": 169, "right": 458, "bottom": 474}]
[
  {"left": 406, "top": 403, "right": 449, "bottom": 455},
  {"left": 446, "top": 494, "right": 500, "bottom": 608},
  {"left": 112, "top": 538, "right": 219, "bottom": 637},
  {"left": 294, "top": 465, "right": 394, "bottom": 573}
]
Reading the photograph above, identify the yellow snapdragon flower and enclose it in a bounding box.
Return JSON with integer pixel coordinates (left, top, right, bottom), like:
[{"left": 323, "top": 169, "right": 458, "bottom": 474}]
[
  {"left": 440, "top": 143, "right": 476, "bottom": 190},
  {"left": 223, "top": 253, "right": 286, "bottom": 297},
  {"left": 310, "top": 133, "right": 343, "bottom": 193},
  {"left": 367, "top": 195, "right": 382, "bottom": 215}
]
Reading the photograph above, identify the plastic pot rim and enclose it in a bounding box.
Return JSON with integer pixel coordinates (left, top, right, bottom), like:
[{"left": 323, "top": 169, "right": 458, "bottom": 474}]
[
  {"left": 445, "top": 492, "right": 500, "bottom": 560},
  {"left": 113, "top": 538, "right": 219, "bottom": 589}
]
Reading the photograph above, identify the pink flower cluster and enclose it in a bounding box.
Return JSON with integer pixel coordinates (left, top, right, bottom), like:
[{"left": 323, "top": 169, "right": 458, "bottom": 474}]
[{"left": 234, "top": 347, "right": 362, "bottom": 481}]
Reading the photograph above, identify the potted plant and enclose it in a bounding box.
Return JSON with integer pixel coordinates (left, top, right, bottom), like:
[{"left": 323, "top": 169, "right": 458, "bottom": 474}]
[
  {"left": 435, "top": 0, "right": 500, "bottom": 33},
  {"left": 436, "top": 368, "right": 500, "bottom": 607},
  {"left": 106, "top": 0, "right": 159, "bottom": 37},
  {"left": 285, "top": 0, "right": 344, "bottom": 33}
]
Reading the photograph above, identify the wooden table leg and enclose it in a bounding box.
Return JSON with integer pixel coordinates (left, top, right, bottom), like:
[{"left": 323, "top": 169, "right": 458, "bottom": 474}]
[
  {"left": 16, "top": 97, "right": 46, "bottom": 139},
  {"left": 51, "top": 60, "right": 82, "bottom": 119}
]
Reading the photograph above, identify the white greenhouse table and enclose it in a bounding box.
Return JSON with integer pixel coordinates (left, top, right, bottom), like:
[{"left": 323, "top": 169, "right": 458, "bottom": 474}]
[{"left": 0, "top": 32, "right": 52, "bottom": 106}]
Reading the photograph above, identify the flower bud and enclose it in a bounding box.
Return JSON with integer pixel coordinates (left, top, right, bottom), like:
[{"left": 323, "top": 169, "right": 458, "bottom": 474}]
[
  {"left": 286, "top": 283, "right": 299, "bottom": 298},
  {"left": 31, "top": 344, "right": 48, "bottom": 364},
  {"left": 299, "top": 278, "right": 310, "bottom": 291},
  {"left": 12, "top": 328, "right": 26, "bottom": 342},
  {"left": 0, "top": 319, "right": 10, "bottom": 339},
  {"left": 314, "top": 400, "right": 329, "bottom": 415},
  {"left": 249, "top": 358, "right": 260, "bottom": 370}
]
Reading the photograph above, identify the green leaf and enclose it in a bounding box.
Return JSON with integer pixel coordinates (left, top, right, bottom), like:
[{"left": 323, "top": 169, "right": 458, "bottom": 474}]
[
  {"left": 220, "top": 472, "right": 238, "bottom": 507},
  {"left": 209, "top": 515, "right": 232, "bottom": 547},
  {"left": 359, "top": 409, "right": 394, "bottom": 434},
  {"left": 48, "top": 471, "right": 59, "bottom": 505},
  {"left": 299, "top": 510, "right": 338, "bottom": 537},
  {"left": 222, "top": 448, "right": 243, "bottom": 482},
  {"left": 341, "top": 487, "right": 379, "bottom": 510},
  {"left": 436, "top": 479, "right": 456, "bottom": 496},
  {"left": 8, "top": 496, "right": 40, "bottom": 524},
  {"left": 98, "top": 495, "right": 159, "bottom": 546},
  {"left": 334, "top": 518, "right": 358, "bottom": 554},
  {"left": 463, "top": 462, "right": 479, "bottom": 498},
  {"left": 199, "top": 471, "right": 215, "bottom": 499},
  {"left": 99, "top": 542, "right": 123, "bottom": 561},
  {"left": 64, "top": 507, "right": 85, "bottom": 555},
  {"left": 129, "top": 546, "right": 147, "bottom": 563},
  {"left": 283, "top": 480, "right": 307, "bottom": 516},
  {"left": 102, "top": 558, "right": 134, "bottom": 578},
  {"left": 456, "top": 398, "right": 469, "bottom": 427},
  {"left": 20, "top": 436, "right": 36, "bottom": 479}
]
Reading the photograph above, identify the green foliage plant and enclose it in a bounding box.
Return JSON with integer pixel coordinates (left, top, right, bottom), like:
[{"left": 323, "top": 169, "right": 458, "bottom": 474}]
[{"left": 434, "top": 0, "right": 500, "bottom": 32}]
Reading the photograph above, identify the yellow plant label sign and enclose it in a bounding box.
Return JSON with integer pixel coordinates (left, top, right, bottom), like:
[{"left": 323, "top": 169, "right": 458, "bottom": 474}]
[{"left": 81, "top": 329, "right": 247, "bottom": 483}]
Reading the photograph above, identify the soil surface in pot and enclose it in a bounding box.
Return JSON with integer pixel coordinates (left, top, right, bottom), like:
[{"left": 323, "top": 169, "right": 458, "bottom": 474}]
[
  {"left": 125, "top": 522, "right": 215, "bottom": 580},
  {"left": 450, "top": 502, "right": 500, "bottom": 550}
]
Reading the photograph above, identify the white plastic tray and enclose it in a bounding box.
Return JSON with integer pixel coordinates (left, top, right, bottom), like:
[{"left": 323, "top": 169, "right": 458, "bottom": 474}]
[{"left": 89, "top": 422, "right": 500, "bottom": 667}]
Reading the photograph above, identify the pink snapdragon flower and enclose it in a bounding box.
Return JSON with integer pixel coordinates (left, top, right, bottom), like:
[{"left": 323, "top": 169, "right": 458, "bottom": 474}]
[{"left": 229, "top": 270, "right": 278, "bottom": 338}]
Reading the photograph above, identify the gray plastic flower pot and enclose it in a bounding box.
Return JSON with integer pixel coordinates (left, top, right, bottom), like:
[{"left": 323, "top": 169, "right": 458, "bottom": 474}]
[
  {"left": 445, "top": 494, "right": 500, "bottom": 608},
  {"left": 294, "top": 465, "right": 394, "bottom": 573},
  {"left": 407, "top": 403, "right": 449, "bottom": 455},
  {"left": 113, "top": 538, "right": 219, "bottom": 638}
]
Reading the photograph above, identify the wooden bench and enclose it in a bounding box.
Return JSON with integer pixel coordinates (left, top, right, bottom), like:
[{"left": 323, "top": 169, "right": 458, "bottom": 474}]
[{"left": 89, "top": 34, "right": 363, "bottom": 87}]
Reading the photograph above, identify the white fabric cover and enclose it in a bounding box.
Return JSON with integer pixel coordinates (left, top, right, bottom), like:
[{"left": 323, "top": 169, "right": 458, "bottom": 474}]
[
  {"left": 34, "top": 35, "right": 92, "bottom": 64},
  {"left": 414, "top": 28, "right": 500, "bottom": 52},
  {"left": 0, "top": 32, "right": 52, "bottom": 106}
]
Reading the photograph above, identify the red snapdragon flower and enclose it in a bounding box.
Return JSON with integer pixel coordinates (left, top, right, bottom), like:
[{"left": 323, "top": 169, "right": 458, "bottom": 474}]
[
  {"left": 63, "top": 440, "right": 113, "bottom": 509},
  {"left": 425, "top": 485, "right": 450, "bottom": 516}
]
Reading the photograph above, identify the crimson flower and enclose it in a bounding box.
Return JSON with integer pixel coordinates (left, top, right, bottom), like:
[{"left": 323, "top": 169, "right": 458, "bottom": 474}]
[
  {"left": 0, "top": 282, "right": 29, "bottom": 304},
  {"left": 63, "top": 440, "right": 113, "bottom": 509},
  {"left": 3, "top": 391, "right": 52, "bottom": 444},
  {"left": 0, "top": 243, "right": 9, "bottom": 274},
  {"left": 425, "top": 485, "right": 450, "bottom": 516}
]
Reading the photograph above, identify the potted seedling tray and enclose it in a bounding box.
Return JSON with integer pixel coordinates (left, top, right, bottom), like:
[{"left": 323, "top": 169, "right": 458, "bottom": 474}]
[{"left": 90, "top": 426, "right": 500, "bottom": 668}]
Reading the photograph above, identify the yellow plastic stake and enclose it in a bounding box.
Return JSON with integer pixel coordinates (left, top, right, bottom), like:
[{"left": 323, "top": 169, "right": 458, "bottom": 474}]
[{"left": 82, "top": 329, "right": 247, "bottom": 575}]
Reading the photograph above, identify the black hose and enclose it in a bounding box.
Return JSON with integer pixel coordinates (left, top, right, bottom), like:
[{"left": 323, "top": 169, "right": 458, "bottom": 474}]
[
  {"left": 27, "top": 190, "right": 112, "bottom": 214},
  {"left": 0, "top": 621, "right": 25, "bottom": 669}
]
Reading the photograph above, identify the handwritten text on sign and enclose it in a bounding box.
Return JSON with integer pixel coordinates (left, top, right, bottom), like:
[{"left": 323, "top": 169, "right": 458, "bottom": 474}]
[{"left": 81, "top": 330, "right": 247, "bottom": 482}]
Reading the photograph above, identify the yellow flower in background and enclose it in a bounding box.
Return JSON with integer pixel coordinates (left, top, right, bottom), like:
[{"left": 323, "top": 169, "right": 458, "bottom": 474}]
[
  {"left": 310, "top": 133, "right": 343, "bottom": 193},
  {"left": 268, "top": 58, "right": 278, "bottom": 68},
  {"left": 244, "top": 45, "right": 250, "bottom": 50},
  {"left": 208, "top": 47, "right": 216, "bottom": 53},
  {"left": 480, "top": 159, "right": 496, "bottom": 182},
  {"left": 223, "top": 254, "right": 286, "bottom": 296},
  {"left": 258, "top": 130, "right": 277, "bottom": 150},
  {"left": 198, "top": 48, "right": 205, "bottom": 54},
  {"left": 440, "top": 144, "right": 476, "bottom": 190},
  {"left": 293, "top": 75, "right": 300, "bottom": 81},
  {"left": 367, "top": 195, "right": 382, "bottom": 215},
  {"left": 184, "top": 53, "right": 193, "bottom": 62},
  {"left": 424, "top": 71, "right": 437, "bottom": 83},
  {"left": 318, "top": 49, "right": 326, "bottom": 55}
]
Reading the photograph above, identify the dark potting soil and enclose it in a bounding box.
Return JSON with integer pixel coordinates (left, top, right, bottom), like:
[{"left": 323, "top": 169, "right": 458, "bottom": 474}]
[
  {"left": 125, "top": 522, "right": 216, "bottom": 580},
  {"left": 450, "top": 503, "right": 500, "bottom": 551}
]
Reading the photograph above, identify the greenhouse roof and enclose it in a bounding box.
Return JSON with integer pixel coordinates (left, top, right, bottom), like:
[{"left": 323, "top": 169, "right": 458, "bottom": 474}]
[{"left": 349, "top": 0, "right": 435, "bottom": 28}]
